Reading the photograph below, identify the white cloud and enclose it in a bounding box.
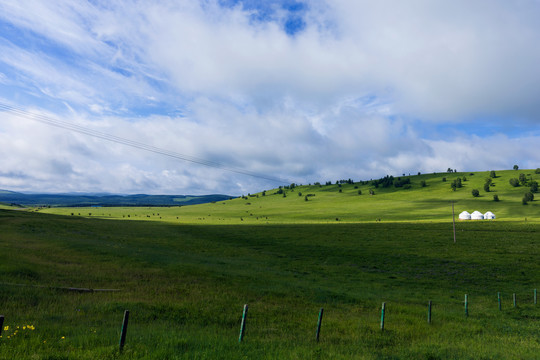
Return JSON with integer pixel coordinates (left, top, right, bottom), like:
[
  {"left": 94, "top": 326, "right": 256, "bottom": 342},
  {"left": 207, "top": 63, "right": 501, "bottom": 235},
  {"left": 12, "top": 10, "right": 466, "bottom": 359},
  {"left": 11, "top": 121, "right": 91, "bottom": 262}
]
[{"left": 1, "top": 1, "right": 540, "bottom": 194}]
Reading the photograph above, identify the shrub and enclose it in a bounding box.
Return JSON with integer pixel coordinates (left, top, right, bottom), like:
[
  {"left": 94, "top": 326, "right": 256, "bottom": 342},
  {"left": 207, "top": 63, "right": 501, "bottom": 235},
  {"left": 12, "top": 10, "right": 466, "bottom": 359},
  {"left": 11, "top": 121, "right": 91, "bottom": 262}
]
[
  {"left": 530, "top": 181, "right": 538, "bottom": 193},
  {"left": 358, "top": 190, "right": 362, "bottom": 195},
  {"left": 535, "top": 168, "right": 540, "bottom": 174},
  {"left": 490, "top": 170, "right": 497, "bottom": 178},
  {"left": 442, "top": 177, "right": 447, "bottom": 182},
  {"left": 519, "top": 173, "right": 527, "bottom": 186},
  {"left": 483, "top": 183, "right": 490, "bottom": 192},
  {"left": 509, "top": 178, "right": 519, "bottom": 187},
  {"left": 493, "top": 194, "right": 499, "bottom": 202},
  {"left": 524, "top": 192, "right": 534, "bottom": 202},
  {"left": 420, "top": 180, "right": 426, "bottom": 187},
  {"left": 472, "top": 189, "right": 480, "bottom": 197}
]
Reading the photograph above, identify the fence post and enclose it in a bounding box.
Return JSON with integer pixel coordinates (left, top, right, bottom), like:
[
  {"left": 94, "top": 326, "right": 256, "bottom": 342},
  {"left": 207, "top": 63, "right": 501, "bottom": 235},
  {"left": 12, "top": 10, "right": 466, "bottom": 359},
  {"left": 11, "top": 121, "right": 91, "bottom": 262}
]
[
  {"left": 534, "top": 289, "right": 537, "bottom": 305},
  {"left": 238, "top": 304, "right": 248, "bottom": 343},
  {"left": 464, "top": 294, "right": 468, "bottom": 317},
  {"left": 513, "top": 293, "right": 517, "bottom": 308},
  {"left": 380, "top": 302, "right": 386, "bottom": 331},
  {"left": 119, "top": 310, "right": 129, "bottom": 353},
  {"left": 498, "top": 292, "right": 501, "bottom": 311},
  {"left": 0, "top": 315, "right": 4, "bottom": 337},
  {"left": 316, "top": 308, "right": 324, "bottom": 342},
  {"left": 428, "top": 300, "right": 432, "bottom": 324}
]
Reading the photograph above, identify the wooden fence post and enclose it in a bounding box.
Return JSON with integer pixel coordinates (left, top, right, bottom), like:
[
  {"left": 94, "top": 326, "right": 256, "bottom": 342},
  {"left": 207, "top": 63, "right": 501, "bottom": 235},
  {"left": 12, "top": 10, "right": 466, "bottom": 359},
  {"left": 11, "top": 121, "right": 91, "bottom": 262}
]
[
  {"left": 513, "top": 293, "right": 517, "bottom": 308},
  {"left": 119, "top": 310, "right": 129, "bottom": 353},
  {"left": 0, "top": 315, "right": 4, "bottom": 337},
  {"left": 534, "top": 289, "right": 537, "bottom": 305},
  {"left": 380, "top": 302, "right": 386, "bottom": 331},
  {"left": 464, "top": 294, "right": 468, "bottom": 317},
  {"left": 428, "top": 300, "right": 432, "bottom": 324},
  {"left": 238, "top": 304, "right": 248, "bottom": 343},
  {"left": 316, "top": 308, "right": 324, "bottom": 342},
  {"left": 498, "top": 292, "right": 501, "bottom": 311}
]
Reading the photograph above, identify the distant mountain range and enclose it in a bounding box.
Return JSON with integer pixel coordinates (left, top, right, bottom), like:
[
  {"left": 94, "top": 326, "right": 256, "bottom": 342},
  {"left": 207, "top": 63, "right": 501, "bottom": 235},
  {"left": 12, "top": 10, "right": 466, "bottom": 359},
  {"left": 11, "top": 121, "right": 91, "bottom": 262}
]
[{"left": 0, "top": 190, "right": 233, "bottom": 207}]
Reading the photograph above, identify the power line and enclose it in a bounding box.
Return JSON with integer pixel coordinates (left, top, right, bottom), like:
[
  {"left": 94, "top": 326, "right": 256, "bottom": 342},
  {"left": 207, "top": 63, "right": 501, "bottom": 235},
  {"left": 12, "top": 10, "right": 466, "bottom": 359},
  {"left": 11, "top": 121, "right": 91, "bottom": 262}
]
[{"left": 0, "top": 102, "right": 288, "bottom": 184}]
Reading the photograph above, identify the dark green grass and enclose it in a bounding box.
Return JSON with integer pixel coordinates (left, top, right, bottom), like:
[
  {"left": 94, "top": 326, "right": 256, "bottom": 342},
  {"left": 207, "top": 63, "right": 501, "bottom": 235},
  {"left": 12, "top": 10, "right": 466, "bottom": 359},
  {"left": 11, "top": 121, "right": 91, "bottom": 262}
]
[{"left": 0, "top": 209, "right": 539, "bottom": 359}]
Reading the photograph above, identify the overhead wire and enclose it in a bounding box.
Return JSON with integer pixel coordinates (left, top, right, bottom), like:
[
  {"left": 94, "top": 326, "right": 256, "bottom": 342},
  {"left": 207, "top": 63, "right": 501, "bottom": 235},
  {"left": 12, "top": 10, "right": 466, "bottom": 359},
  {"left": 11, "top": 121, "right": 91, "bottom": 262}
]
[{"left": 0, "top": 102, "right": 288, "bottom": 184}]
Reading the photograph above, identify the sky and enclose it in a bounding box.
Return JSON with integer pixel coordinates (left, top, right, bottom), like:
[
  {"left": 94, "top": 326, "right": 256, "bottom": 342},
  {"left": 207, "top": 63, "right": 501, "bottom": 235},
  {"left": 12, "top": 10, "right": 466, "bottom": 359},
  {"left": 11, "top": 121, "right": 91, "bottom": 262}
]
[{"left": 1, "top": 0, "right": 540, "bottom": 196}]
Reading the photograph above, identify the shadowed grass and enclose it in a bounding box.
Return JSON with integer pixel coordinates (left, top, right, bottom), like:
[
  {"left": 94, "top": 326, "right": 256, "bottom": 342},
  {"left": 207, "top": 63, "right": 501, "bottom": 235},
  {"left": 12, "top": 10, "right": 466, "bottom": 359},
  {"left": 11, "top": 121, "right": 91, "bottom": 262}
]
[{"left": 0, "top": 208, "right": 538, "bottom": 358}]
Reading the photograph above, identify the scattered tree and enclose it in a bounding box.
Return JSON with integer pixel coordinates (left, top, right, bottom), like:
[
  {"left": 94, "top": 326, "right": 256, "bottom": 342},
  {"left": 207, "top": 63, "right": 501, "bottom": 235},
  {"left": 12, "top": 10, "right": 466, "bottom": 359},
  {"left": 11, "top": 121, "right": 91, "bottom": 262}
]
[
  {"left": 358, "top": 190, "right": 362, "bottom": 195},
  {"left": 420, "top": 180, "right": 426, "bottom": 187},
  {"left": 472, "top": 189, "right": 480, "bottom": 197},
  {"left": 535, "top": 168, "right": 540, "bottom": 174},
  {"left": 530, "top": 181, "right": 538, "bottom": 193},
  {"left": 519, "top": 173, "right": 528, "bottom": 186},
  {"left": 484, "top": 178, "right": 492, "bottom": 192},
  {"left": 513, "top": 165, "right": 519, "bottom": 170},
  {"left": 490, "top": 170, "right": 497, "bottom": 178},
  {"left": 493, "top": 194, "right": 499, "bottom": 202},
  {"left": 509, "top": 178, "right": 519, "bottom": 187},
  {"left": 524, "top": 192, "right": 534, "bottom": 202}
]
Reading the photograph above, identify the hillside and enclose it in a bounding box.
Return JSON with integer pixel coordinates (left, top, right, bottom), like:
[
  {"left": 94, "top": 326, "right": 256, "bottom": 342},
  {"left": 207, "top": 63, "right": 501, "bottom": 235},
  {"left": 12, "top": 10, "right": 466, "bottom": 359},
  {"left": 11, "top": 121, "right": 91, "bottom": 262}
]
[
  {"left": 0, "top": 190, "right": 232, "bottom": 207},
  {"left": 38, "top": 168, "right": 540, "bottom": 223}
]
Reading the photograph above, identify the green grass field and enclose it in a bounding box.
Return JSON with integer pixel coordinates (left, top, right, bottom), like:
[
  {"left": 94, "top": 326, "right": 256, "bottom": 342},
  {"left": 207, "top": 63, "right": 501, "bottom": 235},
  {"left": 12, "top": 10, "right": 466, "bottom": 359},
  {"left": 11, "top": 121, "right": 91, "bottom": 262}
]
[
  {"left": 1, "top": 169, "right": 539, "bottom": 359},
  {"left": 35, "top": 169, "right": 540, "bottom": 224}
]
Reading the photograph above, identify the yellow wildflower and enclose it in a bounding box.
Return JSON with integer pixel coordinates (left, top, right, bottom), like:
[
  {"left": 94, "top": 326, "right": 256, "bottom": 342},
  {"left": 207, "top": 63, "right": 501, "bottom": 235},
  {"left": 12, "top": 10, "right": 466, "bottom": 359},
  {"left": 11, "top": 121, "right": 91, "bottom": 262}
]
[{"left": 3, "top": 326, "right": 8, "bottom": 331}]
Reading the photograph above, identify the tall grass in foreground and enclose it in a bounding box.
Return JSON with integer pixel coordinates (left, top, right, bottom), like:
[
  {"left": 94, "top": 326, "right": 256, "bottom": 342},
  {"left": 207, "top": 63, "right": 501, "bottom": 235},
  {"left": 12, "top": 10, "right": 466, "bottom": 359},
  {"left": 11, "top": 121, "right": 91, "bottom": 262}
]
[{"left": 0, "top": 209, "right": 538, "bottom": 359}]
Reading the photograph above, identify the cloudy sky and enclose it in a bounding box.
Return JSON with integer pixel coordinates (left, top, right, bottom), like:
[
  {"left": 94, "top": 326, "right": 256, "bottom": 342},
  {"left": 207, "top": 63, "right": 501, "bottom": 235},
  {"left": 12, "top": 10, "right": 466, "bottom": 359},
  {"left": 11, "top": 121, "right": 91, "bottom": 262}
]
[{"left": 1, "top": 0, "right": 540, "bottom": 195}]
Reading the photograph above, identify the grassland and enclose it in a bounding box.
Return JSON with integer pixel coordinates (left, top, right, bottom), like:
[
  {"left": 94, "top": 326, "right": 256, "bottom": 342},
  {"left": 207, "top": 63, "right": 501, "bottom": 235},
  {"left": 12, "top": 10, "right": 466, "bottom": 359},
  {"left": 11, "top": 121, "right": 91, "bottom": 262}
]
[
  {"left": 0, "top": 169, "right": 539, "bottom": 359},
  {"left": 39, "top": 169, "right": 540, "bottom": 223}
]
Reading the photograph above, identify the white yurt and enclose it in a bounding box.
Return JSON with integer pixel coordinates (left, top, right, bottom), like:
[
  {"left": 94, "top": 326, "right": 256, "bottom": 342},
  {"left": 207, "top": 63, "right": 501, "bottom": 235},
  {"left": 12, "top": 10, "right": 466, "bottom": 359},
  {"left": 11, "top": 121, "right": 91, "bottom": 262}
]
[
  {"left": 471, "top": 211, "right": 484, "bottom": 220},
  {"left": 484, "top": 211, "right": 496, "bottom": 220},
  {"left": 459, "top": 211, "right": 471, "bottom": 220}
]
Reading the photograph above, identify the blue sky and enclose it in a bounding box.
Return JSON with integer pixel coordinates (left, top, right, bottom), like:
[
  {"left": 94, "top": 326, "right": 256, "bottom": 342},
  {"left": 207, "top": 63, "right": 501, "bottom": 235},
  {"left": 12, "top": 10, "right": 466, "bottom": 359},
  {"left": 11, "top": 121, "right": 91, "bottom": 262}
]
[{"left": 1, "top": 0, "right": 540, "bottom": 195}]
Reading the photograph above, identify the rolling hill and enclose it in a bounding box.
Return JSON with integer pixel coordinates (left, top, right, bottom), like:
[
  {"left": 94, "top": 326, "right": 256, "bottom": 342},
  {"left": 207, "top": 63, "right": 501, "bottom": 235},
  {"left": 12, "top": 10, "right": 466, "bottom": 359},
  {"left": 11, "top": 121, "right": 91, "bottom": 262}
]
[
  {"left": 0, "top": 190, "right": 232, "bottom": 207},
  {"left": 36, "top": 168, "right": 540, "bottom": 223}
]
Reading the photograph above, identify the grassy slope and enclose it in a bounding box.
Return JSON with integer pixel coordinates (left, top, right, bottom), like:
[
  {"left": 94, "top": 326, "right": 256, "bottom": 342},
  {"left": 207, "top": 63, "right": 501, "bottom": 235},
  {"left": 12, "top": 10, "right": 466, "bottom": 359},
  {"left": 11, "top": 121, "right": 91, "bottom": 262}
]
[
  {"left": 1, "top": 169, "right": 539, "bottom": 359},
  {"left": 39, "top": 169, "right": 540, "bottom": 223}
]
